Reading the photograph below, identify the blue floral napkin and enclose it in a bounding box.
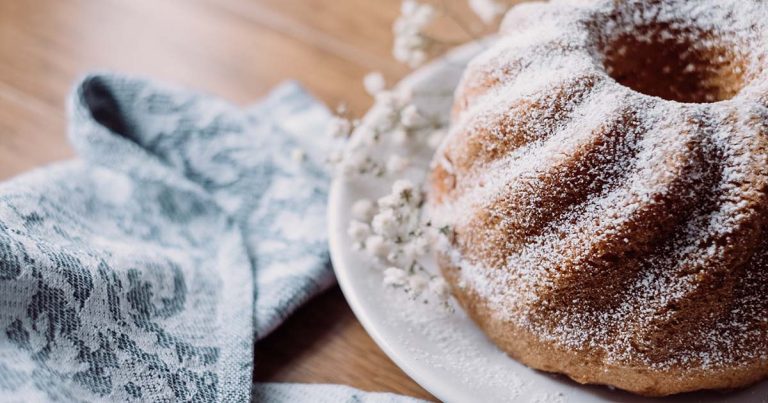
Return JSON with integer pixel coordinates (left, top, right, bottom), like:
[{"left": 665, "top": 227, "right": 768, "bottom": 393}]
[{"left": 0, "top": 75, "right": 422, "bottom": 402}]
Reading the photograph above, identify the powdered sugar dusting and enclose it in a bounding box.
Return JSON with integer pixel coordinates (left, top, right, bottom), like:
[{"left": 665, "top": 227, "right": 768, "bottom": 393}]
[
  {"left": 382, "top": 286, "right": 527, "bottom": 398},
  {"left": 429, "top": 0, "right": 768, "bottom": 380}
]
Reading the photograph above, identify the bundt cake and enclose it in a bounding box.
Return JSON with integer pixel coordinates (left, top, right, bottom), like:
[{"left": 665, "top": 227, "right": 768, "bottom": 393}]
[{"left": 428, "top": 0, "right": 768, "bottom": 396}]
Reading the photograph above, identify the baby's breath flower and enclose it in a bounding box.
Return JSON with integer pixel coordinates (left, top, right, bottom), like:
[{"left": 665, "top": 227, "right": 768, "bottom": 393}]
[
  {"left": 351, "top": 198, "right": 376, "bottom": 222},
  {"left": 383, "top": 267, "right": 409, "bottom": 287},
  {"left": 351, "top": 126, "right": 379, "bottom": 148},
  {"left": 410, "top": 235, "right": 430, "bottom": 256},
  {"left": 392, "top": 179, "right": 420, "bottom": 205},
  {"left": 386, "top": 249, "right": 409, "bottom": 267},
  {"left": 333, "top": 0, "right": 486, "bottom": 306},
  {"left": 365, "top": 235, "right": 391, "bottom": 258},
  {"left": 377, "top": 193, "right": 400, "bottom": 211},
  {"left": 339, "top": 152, "right": 369, "bottom": 176},
  {"left": 468, "top": 0, "right": 507, "bottom": 24},
  {"left": 396, "top": 235, "right": 430, "bottom": 264},
  {"left": 373, "top": 89, "right": 405, "bottom": 109},
  {"left": 394, "top": 36, "right": 429, "bottom": 69},
  {"left": 400, "top": 104, "right": 426, "bottom": 128},
  {"left": 347, "top": 221, "right": 371, "bottom": 243},
  {"left": 392, "top": 178, "right": 414, "bottom": 193},
  {"left": 365, "top": 103, "right": 399, "bottom": 133},
  {"left": 372, "top": 209, "right": 400, "bottom": 238},
  {"left": 326, "top": 116, "right": 353, "bottom": 138},
  {"left": 363, "top": 72, "right": 386, "bottom": 96},
  {"left": 393, "top": 0, "right": 437, "bottom": 67}
]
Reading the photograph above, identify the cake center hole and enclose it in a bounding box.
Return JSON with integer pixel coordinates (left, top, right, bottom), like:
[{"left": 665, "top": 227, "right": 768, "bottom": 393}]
[{"left": 601, "top": 26, "right": 745, "bottom": 103}]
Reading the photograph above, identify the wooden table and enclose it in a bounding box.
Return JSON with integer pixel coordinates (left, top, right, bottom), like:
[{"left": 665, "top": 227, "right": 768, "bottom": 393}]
[{"left": 0, "top": 0, "right": 501, "bottom": 400}]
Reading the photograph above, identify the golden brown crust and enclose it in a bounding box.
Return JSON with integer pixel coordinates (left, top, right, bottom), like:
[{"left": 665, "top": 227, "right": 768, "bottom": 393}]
[
  {"left": 428, "top": 0, "right": 768, "bottom": 396},
  {"left": 439, "top": 255, "right": 768, "bottom": 397}
]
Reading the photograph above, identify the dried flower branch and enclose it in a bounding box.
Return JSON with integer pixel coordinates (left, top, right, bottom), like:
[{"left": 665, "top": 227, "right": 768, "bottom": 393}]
[
  {"left": 393, "top": 1, "right": 438, "bottom": 67},
  {"left": 329, "top": 0, "right": 511, "bottom": 304}
]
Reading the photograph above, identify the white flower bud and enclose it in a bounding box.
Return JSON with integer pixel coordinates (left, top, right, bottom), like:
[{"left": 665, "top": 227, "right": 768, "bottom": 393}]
[
  {"left": 351, "top": 199, "right": 376, "bottom": 222},
  {"left": 392, "top": 179, "right": 420, "bottom": 205},
  {"left": 347, "top": 221, "right": 370, "bottom": 242},
  {"left": 403, "top": 43, "right": 422, "bottom": 56},
  {"left": 339, "top": 152, "right": 368, "bottom": 176},
  {"left": 351, "top": 126, "right": 378, "bottom": 147},
  {"left": 372, "top": 209, "right": 400, "bottom": 238},
  {"left": 326, "top": 116, "right": 352, "bottom": 138},
  {"left": 392, "top": 179, "right": 415, "bottom": 196},
  {"left": 392, "top": 1, "right": 435, "bottom": 67},
  {"left": 363, "top": 72, "right": 386, "bottom": 96},
  {"left": 377, "top": 194, "right": 400, "bottom": 210},
  {"left": 400, "top": 104, "right": 426, "bottom": 128},
  {"left": 410, "top": 235, "right": 430, "bottom": 256},
  {"left": 367, "top": 95, "right": 399, "bottom": 133},
  {"left": 365, "top": 235, "right": 390, "bottom": 258}
]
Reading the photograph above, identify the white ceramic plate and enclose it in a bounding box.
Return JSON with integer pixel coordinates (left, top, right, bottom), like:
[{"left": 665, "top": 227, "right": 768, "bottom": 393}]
[{"left": 328, "top": 41, "right": 768, "bottom": 403}]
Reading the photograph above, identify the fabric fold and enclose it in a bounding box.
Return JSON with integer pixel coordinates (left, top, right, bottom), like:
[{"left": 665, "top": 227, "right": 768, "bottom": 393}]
[{"left": 0, "top": 74, "right": 335, "bottom": 401}]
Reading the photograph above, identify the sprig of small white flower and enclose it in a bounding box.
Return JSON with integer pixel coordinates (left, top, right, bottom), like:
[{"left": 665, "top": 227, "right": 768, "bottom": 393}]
[
  {"left": 391, "top": 0, "right": 512, "bottom": 67},
  {"left": 347, "top": 179, "right": 451, "bottom": 303},
  {"left": 331, "top": 0, "right": 513, "bottom": 306},
  {"left": 327, "top": 72, "right": 445, "bottom": 179},
  {"left": 393, "top": 1, "right": 438, "bottom": 67}
]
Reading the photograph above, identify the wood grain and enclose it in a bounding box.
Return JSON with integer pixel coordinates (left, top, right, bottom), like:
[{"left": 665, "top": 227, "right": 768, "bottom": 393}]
[{"left": 0, "top": 0, "right": 491, "bottom": 400}]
